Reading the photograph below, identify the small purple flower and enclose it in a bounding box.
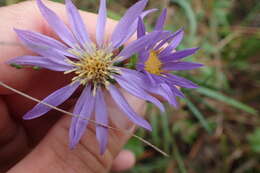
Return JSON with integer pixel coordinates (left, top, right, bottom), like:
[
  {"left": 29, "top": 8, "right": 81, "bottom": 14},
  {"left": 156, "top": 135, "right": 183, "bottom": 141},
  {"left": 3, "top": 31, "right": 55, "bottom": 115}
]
[
  {"left": 8, "top": 0, "right": 164, "bottom": 154},
  {"left": 136, "top": 9, "right": 203, "bottom": 107}
]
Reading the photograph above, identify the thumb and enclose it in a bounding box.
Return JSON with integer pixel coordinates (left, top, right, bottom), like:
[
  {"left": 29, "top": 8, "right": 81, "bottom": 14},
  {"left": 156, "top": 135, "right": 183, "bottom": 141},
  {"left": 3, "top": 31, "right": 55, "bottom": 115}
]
[{"left": 8, "top": 91, "right": 146, "bottom": 173}]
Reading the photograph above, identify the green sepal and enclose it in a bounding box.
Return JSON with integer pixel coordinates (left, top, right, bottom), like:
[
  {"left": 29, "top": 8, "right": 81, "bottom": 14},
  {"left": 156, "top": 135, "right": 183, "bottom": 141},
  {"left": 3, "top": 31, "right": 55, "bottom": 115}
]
[
  {"left": 125, "top": 54, "right": 138, "bottom": 69},
  {"left": 10, "top": 63, "right": 23, "bottom": 69},
  {"left": 118, "top": 45, "right": 124, "bottom": 52},
  {"left": 33, "top": 66, "right": 41, "bottom": 70}
]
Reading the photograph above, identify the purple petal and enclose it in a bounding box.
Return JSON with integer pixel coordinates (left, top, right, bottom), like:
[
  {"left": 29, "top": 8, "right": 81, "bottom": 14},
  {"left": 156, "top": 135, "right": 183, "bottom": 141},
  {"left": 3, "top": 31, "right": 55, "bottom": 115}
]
[
  {"left": 146, "top": 31, "right": 171, "bottom": 50},
  {"left": 95, "top": 87, "right": 108, "bottom": 154},
  {"left": 37, "top": 0, "right": 77, "bottom": 47},
  {"left": 148, "top": 83, "right": 178, "bottom": 107},
  {"left": 119, "top": 68, "right": 157, "bottom": 87},
  {"left": 108, "top": 85, "right": 152, "bottom": 131},
  {"left": 115, "top": 74, "right": 165, "bottom": 112},
  {"left": 154, "top": 33, "right": 177, "bottom": 51},
  {"left": 15, "top": 29, "right": 68, "bottom": 51},
  {"left": 160, "top": 83, "right": 178, "bottom": 107},
  {"left": 117, "top": 31, "right": 161, "bottom": 62},
  {"left": 136, "top": 63, "right": 145, "bottom": 71},
  {"left": 111, "top": 0, "right": 148, "bottom": 48},
  {"left": 136, "top": 51, "right": 149, "bottom": 70},
  {"left": 154, "top": 28, "right": 183, "bottom": 51},
  {"left": 159, "top": 29, "right": 184, "bottom": 57},
  {"left": 8, "top": 56, "right": 73, "bottom": 71},
  {"left": 96, "top": 0, "right": 107, "bottom": 47},
  {"left": 69, "top": 85, "right": 94, "bottom": 148},
  {"left": 119, "top": 68, "right": 146, "bottom": 84},
  {"left": 161, "top": 48, "right": 200, "bottom": 62},
  {"left": 171, "top": 85, "right": 185, "bottom": 98},
  {"left": 69, "top": 85, "right": 89, "bottom": 147},
  {"left": 164, "top": 74, "right": 199, "bottom": 88},
  {"left": 137, "top": 17, "right": 146, "bottom": 38},
  {"left": 14, "top": 29, "right": 75, "bottom": 60},
  {"left": 65, "top": 0, "right": 92, "bottom": 47},
  {"left": 23, "top": 82, "right": 80, "bottom": 120},
  {"left": 141, "top": 9, "right": 158, "bottom": 17},
  {"left": 121, "top": 9, "right": 157, "bottom": 45},
  {"left": 143, "top": 71, "right": 158, "bottom": 86},
  {"left": 69, "top": 88, "right": 88, "bottom": 134},
  {"left": 154, "top": 8, "right": 167, "bottom": 31},
  {"left": 166, "top": 29, "right": 184, "bottom": 51},
  {"left": 163, "top": 62, "right": 204, "bottom": 71}
]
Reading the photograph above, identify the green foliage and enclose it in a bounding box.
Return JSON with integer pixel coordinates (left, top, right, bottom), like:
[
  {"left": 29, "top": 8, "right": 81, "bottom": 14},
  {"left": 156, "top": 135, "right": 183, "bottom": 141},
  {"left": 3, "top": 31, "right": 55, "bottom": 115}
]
[
  {"left": 125, "top": 54, "right": 138, "bottom": 69},
  {"left": 172, "top": 119, "right": 199, "bottom": 144},
  {"left": 10, "top": 63, "right": 23, "bottom": 69},
  {"left": 184, "top": 97, "right": 212, "bottom": 133},
  {"left": 248, "top": 128, "right": 260, "bottom": 153},
  {"left": 33, "top": 66, "right": 41, "bottom": 70},
  {"left": 171, "top": 0, "right": 197, "bottom": 38},
  {"left": 107, "top": 10, "right": 121, "bottom": 20},
  {"left": 124, "top": 137, "right": 144, "bottom": 157},
  {"left": 196, "top": 87, "right": 258, "bottom": 115}
]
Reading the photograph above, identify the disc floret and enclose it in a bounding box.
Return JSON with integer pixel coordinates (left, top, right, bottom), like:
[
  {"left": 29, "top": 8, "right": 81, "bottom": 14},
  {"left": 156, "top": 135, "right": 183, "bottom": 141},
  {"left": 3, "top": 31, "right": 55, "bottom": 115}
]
[
  {"left": 144, "top": 50, "right": 163, "bottom": 75},
  {"left": 65, "top": 46, "right": 119, "bottom": 89}
]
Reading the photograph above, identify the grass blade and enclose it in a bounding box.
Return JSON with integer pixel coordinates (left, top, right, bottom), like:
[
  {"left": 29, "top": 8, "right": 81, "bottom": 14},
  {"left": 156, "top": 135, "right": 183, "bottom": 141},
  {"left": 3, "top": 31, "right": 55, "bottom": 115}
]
[
  {"left": 172, "top": 137, "right": 187, "bottom": 173},
  {"left": 184, "top": 97, "right": 212, "bottom": 133},
  {"left": 196, "top": 87, "right": 258, "bottom": 115},
  {"left": 171, "top": 0, "right": 197, "bottom": 37},
  {"left": 161, "top": 110, "right": 172, "bottom": 153}
]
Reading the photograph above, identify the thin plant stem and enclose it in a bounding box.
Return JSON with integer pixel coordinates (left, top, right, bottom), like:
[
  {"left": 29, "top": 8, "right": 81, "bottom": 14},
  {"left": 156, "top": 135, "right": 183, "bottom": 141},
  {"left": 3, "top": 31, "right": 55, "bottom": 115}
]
[{"left": 0, "top": 81, "right": 169, "bottom": 157}]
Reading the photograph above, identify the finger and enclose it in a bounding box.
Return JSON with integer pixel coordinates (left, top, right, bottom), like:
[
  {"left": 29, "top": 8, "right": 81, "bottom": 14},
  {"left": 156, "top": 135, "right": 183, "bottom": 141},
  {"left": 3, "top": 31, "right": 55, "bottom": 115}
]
[
  {"left": 0, "top": 97, "right": 29, "bottom": 172},
  {"left": 111, "top": 150, "right": 136, "bottom": 172},
  {"left": 0, "top": 0, "right": 117, "bottom": 94},
  {"left": 8, "top": 90, "right": 146, "bottom": 173}
]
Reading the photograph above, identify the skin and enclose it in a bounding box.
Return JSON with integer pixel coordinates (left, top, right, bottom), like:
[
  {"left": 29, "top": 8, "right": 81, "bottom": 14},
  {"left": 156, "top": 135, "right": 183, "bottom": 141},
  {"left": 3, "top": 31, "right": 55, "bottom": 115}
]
[{"left": 0, "top": 1, "right": 146, "bottom": 172}]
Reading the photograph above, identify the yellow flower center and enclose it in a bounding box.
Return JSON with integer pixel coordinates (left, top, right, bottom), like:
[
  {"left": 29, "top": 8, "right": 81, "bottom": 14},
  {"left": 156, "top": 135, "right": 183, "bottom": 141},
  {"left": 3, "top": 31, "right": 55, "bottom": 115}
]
[
  {"left": 144, "top": 50, "right": 163, "bottom": 75},
  {"left": 65, "top": 47, "right": 119, "bottom": 89}
]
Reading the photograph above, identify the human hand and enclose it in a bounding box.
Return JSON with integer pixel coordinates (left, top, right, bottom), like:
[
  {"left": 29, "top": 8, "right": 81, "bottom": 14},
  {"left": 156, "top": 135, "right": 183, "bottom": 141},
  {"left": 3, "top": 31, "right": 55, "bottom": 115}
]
[{"left": 0, "top": 1, "right": 145, "bottom": 172}]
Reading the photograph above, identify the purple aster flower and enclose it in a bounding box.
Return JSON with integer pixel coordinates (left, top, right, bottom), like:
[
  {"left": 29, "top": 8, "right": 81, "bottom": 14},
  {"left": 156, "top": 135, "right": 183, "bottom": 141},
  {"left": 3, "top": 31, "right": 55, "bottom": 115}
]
[
  {"left": 136, "top": 9, "right": 203, "bottom": 107},
  {"left": 8, "top": 0, "right": 165, "bottom": 154}
]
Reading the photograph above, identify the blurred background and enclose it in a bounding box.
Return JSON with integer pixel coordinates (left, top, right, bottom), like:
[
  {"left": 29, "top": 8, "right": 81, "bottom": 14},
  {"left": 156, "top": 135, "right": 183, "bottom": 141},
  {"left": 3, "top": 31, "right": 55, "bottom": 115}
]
[{"left": 1, "top": 0, "right": 260, "bottom": 172}]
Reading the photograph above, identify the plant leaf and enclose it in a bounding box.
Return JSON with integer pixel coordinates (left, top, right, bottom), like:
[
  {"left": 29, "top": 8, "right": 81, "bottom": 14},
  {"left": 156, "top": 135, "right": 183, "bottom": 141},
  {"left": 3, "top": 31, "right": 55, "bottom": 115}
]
[
  {"left": 184, "top": 97, "right": 212, "bottom": 133},
  {"left": 196, "top": 87, "right": 258, "bottom": 115}
]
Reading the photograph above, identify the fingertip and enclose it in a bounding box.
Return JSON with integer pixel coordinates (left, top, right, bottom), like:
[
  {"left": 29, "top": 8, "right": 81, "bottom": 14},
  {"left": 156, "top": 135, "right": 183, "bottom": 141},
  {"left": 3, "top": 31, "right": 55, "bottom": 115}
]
[{"left": 111, "top": 150, "right": 136, "bottom": 172}]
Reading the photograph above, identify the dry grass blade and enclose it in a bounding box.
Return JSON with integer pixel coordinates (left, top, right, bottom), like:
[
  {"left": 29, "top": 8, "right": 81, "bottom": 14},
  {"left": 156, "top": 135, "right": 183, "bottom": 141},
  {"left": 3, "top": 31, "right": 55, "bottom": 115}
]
[{"left": 0, "top": 81, "right": 169, "bottom": 157}]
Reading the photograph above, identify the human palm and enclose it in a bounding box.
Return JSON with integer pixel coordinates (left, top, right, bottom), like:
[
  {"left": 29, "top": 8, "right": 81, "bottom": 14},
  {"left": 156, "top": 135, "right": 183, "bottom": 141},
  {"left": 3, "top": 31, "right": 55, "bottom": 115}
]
[{"left": 0, "top": 1, "right": 143, "bottom": 172}]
